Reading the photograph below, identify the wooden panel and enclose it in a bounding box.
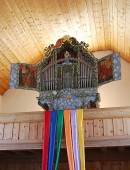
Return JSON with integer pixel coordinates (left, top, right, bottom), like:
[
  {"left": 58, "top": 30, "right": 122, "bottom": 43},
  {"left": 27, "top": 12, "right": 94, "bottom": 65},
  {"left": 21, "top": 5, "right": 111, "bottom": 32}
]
[
  {"left": 19, "top": 123, "right": 29, "bottom": 140},
  {"left": 102, "top": 161, "right": 111, "bottom": 170},
  {"left": 127, "top": 161, "right": 130, "bottom": 169},
  {"left": 85, "top": 120, "right": 94, "bottom": 138},
  {"left": 13, "top": 123, "right": 20, "bottom": 140},
  {"left": 3, "top": 123, "right": 13, "bottom": 140},
  {"left": 113, "top": 118, "right": 124, "bottom": 136},
  {"left": 91, "top": 1, "right": 105, "bottom": 50},
  {"left": 94, "top": 119, "right": 104, "bottom": 137},
  {"left": 103, "top": 119, "right": 114, "bottom": 136},
  {"left": 37, "top": 122, "right": 43, "bottom": 139},
  {"left": 1, "top": 108, "right": 130, "bottom": 150},
  {"left": 112, "top": 161, "right": 124, "bottom": 170},
  {"left": 29, "top": 122, "right": 38, "bottom": 140},
  {"left": 87, "top": 161, "right": 101, "bottom": 170},
  {"left": 123, "top": 118, "right": 130, "bottom": 135},
  {"left": 0, "top": 124, "right": 4, "bottom": 140}
]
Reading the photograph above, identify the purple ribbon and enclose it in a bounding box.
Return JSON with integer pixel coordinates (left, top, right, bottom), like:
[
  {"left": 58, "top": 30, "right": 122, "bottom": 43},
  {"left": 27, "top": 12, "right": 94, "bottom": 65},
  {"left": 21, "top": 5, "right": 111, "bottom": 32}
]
[{"left": 71, "top": 110, "right": 80, "bottom": 170}]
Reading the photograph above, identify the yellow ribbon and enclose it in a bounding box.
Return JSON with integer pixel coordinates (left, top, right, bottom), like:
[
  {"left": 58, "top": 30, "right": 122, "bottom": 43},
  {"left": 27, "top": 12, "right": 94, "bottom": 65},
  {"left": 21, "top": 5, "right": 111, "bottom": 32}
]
[{"left": 77, "top": 109, "right": 86, "bottom": 170}]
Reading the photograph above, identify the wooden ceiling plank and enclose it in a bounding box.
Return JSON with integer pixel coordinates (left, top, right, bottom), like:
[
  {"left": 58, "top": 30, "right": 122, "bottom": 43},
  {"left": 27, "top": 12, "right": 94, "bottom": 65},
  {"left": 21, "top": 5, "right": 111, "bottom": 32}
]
[
  {"left": 108, "top": 0, "right": 114, "bottom": 51},
  {"left": 8, "top": 0, "right": 44, "bottom": 60},
  {"left": 0, "top": 0, "right": 40, "bottom": 63},
  {"left": 111, "top": 0, "right": 118, "bottom": 52},
  {"left": 117, "top": 0, "right": 126, "bottom": 57},
  {"left": 0, "top": 85, "right": 7, "bottom": 94},
  {"left": 0, "top": 61, "right": 10, "bottom": 72},
  {"left": 0, "top": 65, "right": 10, "bottom": 76},
  {"left": 124, "top": 2, "right": 130, "bottom": 60},
  {"left": 22, "top": 0, "right": 47, "bottom": 47},
  {"left": 0, "top": 71, "right": 9, "bottom": 83},
  {"left": 0, "top": 62, "right": 10, "bottom": 83},
  {"left": 101, "top": 0, "right": 111, "bottom": 50},
  {"left": 42, "top": 0, "right": 66, "bottom": 37},
  {"left": 66, "top": 0, "right": 84, "bottom": 39},
  {"left": 0, "top": 80, "right": 8, "bottom": 89},
  {"left": 58, "top": 0, "right": 74, "bottom": 36},
  {"left": 0, "top": 39, "right": 19, "bottom": 63},
  {"left": 0, "top": 90, "right": 5, "bottom": 96},
  {"left": 0, "top": 73, "right": 10, "bottom": 83},
  {"left": 66, "top": 0, "right": 86, "bottom": 37},
  {"left": 0, "top": 82, "right": 9, "bottom": 91},
  {"left": 26, "top": 0, "right": 54, "bottom": 45},
  {"left": 0, "top": 74, "right": 10, "bottom": 85},
  {"left": 25, "top": 0, "right": 53, "bottom": 45},
  {"left": 0, "top": 0, "right": 43, "bottom": 63},
  {"left": 0, "top": 35, "right": 30, "bottom": 64},
  {"left": 85, "top": 0, "right": 99, "bottom": 51},
  {"left": 0, "top": 51, "right": 12, "bottom": 71},
  {"left": 74, "top": 0, "right": 94, "bottom": 50},
  {"left": 0, "top": 14, "right": 31, "bottom": 63},
  {"left": 90, "top": 0, "right": 105, "bottom": 50},
  {"left": 50, "top": 0, "right": 71, "bottom": 37},
  {"left": 12, "top": 0, "right": 45, "bottom": 57},
  {"left": 12, "top": 0, "right": 46, "bottom": 54}
]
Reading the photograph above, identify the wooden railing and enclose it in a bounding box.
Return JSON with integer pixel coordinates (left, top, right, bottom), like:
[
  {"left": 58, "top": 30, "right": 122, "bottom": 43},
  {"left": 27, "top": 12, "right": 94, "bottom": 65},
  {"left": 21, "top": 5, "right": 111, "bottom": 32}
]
[{"left": 0, "top": 106, "right": 130, "bottom": 150}]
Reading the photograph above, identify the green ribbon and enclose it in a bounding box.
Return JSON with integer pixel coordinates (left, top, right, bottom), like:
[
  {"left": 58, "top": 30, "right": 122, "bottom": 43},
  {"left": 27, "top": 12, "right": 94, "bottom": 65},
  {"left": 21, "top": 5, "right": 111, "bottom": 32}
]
[{"left": 54, "top": 110, "right": 64, "bottom": 170}]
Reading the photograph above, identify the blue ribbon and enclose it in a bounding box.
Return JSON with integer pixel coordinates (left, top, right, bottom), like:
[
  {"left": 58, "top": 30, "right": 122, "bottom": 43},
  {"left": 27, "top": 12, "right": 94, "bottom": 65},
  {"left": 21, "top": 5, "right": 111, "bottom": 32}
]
[{"left": 48, "top": 110, "right": 58, "bottom": 170}]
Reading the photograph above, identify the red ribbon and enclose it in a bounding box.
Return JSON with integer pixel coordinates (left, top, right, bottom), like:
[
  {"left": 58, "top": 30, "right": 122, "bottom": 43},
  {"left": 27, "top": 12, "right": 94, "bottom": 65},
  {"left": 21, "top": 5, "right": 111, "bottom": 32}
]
[{"left": 42, "top": 111, "right": 51, "bottom": 170}]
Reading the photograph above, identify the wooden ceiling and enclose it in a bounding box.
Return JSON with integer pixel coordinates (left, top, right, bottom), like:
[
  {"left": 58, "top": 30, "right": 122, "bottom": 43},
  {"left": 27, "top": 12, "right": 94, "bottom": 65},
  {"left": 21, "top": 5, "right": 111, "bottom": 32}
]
[{"left": 0, "top": 0, "right": 130, "bottom": 95}]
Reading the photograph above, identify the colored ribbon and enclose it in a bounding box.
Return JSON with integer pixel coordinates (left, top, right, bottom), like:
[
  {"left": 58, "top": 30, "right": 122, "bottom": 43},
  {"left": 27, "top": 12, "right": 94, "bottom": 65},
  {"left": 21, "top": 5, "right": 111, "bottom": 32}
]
[
  {"left": 64, "top": 110, "right": 75, "bottom": 170},
  {"left": 42, "top": 111, "right": 51, "bottom": 170},
  {"left": 71, "top": 110, "right": 80, "bottom": 170},
  {"left": 77, "top": 109, "right": 85, "bottom": 170},
  {"left": 48, "top": 110, "right": 58, "bottom": 170},
  {"left": 55, "top": 110, "right": 64, "bottom": 170}
]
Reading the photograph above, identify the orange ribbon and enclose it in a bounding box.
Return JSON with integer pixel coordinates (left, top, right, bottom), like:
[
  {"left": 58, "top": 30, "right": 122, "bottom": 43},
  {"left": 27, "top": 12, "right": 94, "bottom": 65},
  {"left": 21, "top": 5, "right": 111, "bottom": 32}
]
[{"left": 64, "top": 110, "right": 75, "bottom": 170}]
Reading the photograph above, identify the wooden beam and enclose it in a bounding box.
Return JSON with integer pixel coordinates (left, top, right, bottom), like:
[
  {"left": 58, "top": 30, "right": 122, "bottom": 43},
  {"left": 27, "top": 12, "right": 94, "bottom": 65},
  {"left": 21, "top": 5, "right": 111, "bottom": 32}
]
[
  {"left": 1, "top": 135, "right": 130, "bottom": 150},
  {"left": 1, "top": 106, "right": 130, "bottom": 123}
]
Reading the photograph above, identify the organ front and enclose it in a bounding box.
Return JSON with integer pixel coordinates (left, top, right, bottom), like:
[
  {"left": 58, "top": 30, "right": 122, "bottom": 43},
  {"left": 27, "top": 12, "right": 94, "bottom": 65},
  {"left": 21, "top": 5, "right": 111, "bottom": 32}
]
[{"left": 10, "top": 35, "right": 121, "bottom": 110}]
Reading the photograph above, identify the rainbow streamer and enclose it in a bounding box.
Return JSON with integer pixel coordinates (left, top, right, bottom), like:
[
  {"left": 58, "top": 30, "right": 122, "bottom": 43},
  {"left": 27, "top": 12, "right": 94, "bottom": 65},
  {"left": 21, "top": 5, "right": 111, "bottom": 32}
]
[
  {"left": 64, "top": 110, "right": 75, "bottom": 170},
  {"left": 77, "top": 109, "right": 86, "bottom": 170},
  {"left": 42, "top": 109, "right": 86, "bottom": 170},
  {"left": 70, "top": 110, "right": 80, "bottom": 170}
]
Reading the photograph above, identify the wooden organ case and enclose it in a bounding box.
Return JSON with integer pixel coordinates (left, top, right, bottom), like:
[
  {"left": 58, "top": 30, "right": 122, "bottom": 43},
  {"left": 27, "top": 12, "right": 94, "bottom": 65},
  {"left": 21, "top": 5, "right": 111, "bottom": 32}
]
[{"left": 10, "top": 35, "right": 121, "bottom": 110}]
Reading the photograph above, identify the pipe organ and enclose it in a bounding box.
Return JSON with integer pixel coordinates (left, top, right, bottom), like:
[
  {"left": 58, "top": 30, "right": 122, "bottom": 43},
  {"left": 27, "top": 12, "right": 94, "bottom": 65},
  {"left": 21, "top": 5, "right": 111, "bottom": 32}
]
[{"left": 10, "top": 35, "right": 121, "bottom": 110}]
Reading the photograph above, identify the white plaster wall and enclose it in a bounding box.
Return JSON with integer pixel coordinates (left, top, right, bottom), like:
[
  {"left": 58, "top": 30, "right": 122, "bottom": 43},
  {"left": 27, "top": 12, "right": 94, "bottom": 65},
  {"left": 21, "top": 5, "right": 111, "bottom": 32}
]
[
  {"left": 2, "top": 89, "right": 43, "bottom": 113},
  {"left": 93, "top": 50, "right": 130, "bottom": 108},
  {"left": 0, "top": 95, "right": 2, "bottom": 113},
  {"left": 1, "top": 50, "right": 130, "bottom": 113}
]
